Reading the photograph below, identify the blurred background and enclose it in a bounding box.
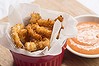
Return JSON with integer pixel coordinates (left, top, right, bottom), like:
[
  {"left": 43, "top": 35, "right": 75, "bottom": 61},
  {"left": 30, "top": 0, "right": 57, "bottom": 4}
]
[
  {"left": 0, "top": 0, "right": 99, "bottom": 20},
  {"left": 77, "top": 0, "right": 99, "bottom": 15}
]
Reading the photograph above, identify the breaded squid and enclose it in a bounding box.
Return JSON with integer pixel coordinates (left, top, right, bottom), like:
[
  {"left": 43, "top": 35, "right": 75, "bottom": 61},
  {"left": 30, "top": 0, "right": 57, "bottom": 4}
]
[
  {"left": 11, "top": 24, "right": 24, "bottom": 33},
  {"left": 55, "top": 15, "right": 63, "bottom": 22},
  {"left": 31, "top": 18, "right": 54, "bottom": 28},
  {"left": 29, "top": 13, "right": 55, "bottom": 28},
  {"left": 26, "top": 24, "right": 42, "bottom": 40},
  {"left": 11, "top": 24, "right": 24, "bottom": 48},
  {"left": 37, "top": 19, "right": 55, "bottom": 27},
  {"left": 25, "top": 42, "right": 37, "bottom": 52},
  {"left": 18, "top": 29, "right": 27, "bottom": 43},
  {"left": 25, "top": 38, "right": 50, "bottom": 51},
  {"left": 36, "top": 38, "right": 50, "bottom": 50},
  {"left": 10, "top": 12, "right": 64, "bottom": 52},
  {"left": 29, "top": 13, "right": 41, "bottom": 24},
  {"left": 31, "top": 24, "right": 52, "bottom": 38}
]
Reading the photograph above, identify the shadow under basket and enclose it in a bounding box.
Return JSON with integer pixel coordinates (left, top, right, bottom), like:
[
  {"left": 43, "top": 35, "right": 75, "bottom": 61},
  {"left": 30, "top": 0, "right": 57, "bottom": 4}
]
[{"left": 10, "top": 48, "right": 65, "bottom": 66}]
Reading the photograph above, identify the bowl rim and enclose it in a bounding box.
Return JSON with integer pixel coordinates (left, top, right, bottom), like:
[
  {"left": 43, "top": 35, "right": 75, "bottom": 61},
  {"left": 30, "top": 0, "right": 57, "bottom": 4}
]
[
  {"left": 67, "top": 15, "right": 99, "bottom": 58},
  {"left": 75, "top": 15, "right": 99, "bottom": 19}
]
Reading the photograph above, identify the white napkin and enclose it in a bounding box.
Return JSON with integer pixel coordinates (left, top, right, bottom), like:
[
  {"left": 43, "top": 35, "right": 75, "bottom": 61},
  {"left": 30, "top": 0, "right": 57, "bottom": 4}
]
[{"left": 0, "top": 0, "right": 35, "bottom": 20}]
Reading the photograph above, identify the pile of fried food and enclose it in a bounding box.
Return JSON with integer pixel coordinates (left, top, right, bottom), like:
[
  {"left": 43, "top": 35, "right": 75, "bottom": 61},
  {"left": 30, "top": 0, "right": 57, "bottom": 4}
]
[{"left": 10, "top": 13, "right": 63, "bottom": 52}]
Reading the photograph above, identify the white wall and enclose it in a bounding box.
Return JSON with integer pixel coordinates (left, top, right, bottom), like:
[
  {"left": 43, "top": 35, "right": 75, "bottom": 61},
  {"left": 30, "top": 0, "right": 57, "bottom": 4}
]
[{"left": 77, "top": 0, "right": 99, "bottom": 15}]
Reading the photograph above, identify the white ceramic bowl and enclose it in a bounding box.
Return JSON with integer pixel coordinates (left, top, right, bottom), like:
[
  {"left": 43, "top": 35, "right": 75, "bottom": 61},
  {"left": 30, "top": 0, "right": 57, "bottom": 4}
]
[{"left": 67, "top": 15, "right": 99, "bottom": 58}]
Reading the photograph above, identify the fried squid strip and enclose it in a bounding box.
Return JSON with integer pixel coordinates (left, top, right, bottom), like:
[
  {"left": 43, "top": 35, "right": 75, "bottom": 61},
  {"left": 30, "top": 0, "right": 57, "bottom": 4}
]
[
  {"left": 54, "top": 15, "right": 64, "bottom": 22},
  {"left": 26, "top": 24, "right": 42, "bottom": 40},
  {"left": 31, "top": 24, "right": 52, "bottom": 38},
  {"left": 18, "top": 29, "right": 27, "bottom": 43},
  {"left": 36, "top": 38, "right": 50, "bottom": 50},
  {"left": 11, "top": 24, "right": 24, "bottom": 48},
  {"left": 29, "top": 13, "right": 41, "bottom": 24},
  {"left": 25, "top": 42, "right": 37, "bottom": 52}
]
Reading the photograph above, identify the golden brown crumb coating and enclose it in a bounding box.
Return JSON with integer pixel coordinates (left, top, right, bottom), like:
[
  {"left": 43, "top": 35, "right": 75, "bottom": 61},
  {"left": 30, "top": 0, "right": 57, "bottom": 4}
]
[
  {"left": 29, "top": 13, "right": 41, "bottom": 24},
  {"left": 31, "top": 24, "right": 52, "bottom": 38},
  {"left": 55, "top": 15, "right": 63, "bottom": 22},
  {"left": 34, "top": 19, "right": 54, "bottom": 28},
  {"left": 11, "top": 24, "right": 24, "bottom": 48},
  {"left": 36, "top": 38, "right": 50, "bottom": 50},
  {"left": 18, "top": 29, "right": 27, "bottom": 43},
  {"left": 25, "top": 42, "right": 37, "bottom": 51},
  {"left": 26, "top": 24, "right": 42, "bottom": 40}
]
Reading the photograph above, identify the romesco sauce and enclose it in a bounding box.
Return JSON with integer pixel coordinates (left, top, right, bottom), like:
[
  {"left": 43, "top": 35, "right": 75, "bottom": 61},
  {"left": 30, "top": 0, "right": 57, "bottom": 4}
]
[{"left": 67, "top": 22, "right": 99, "bottom": 55}]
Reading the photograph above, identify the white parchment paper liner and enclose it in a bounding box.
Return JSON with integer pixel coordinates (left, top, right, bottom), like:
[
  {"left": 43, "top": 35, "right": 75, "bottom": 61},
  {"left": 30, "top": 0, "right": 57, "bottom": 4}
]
[{"left": 0, "top": 3, "right": 77, "bottom": 57}]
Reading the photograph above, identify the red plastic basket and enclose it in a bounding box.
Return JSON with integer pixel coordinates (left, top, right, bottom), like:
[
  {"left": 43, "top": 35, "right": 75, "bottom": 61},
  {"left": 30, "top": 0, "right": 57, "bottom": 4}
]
[{"left": 10, "top": 43, "right": 66, "bottom": 66}]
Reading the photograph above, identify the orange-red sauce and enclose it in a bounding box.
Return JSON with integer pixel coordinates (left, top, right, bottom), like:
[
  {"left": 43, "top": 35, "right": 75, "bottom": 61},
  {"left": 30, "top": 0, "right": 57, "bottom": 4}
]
[{"left": 67, "top": 22, "right": 99, "bottom": 54}]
